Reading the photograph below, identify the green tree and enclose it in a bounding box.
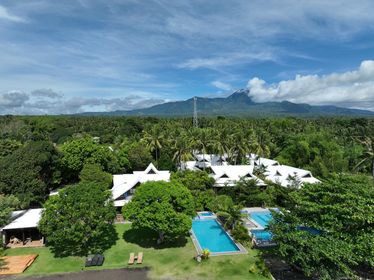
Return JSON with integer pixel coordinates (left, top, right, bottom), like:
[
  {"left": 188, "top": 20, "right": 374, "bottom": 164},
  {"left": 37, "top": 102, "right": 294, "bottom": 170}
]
[
  {"left": 60, "top": 137, "right": 118, "bottom": 178},
  {"left": 123, "top": 181, "right": 194, "bottom": 243},
  {"left": 0, "top": 141, "right": 60, "bottom": 207},
  {"left": 0, "top": 195, "right": 19, "bottom": 227},
  {"left": 171, "top": 170, "right": 215, "bottom": 193},
  {"left": 269, "top": 175, "right": 374, "bottom": 279},
  {"left": 141, "top": 125, "right": 163, "bottom": 167},
  {"left": 355, "top": 136, "right": 374, "bottom": 181},
  {"left": 79, "top": 163, "right": 112, "bottom": 188},
  {"left": 39, "top": 182, "right": 117, "bottom": 257}
]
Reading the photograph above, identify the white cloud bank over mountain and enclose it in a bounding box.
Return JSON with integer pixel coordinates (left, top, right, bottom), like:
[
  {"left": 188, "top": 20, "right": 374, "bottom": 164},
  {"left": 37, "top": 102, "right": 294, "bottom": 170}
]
[{"left": 247, "top": 60, "right": 374, "bottom": 111}]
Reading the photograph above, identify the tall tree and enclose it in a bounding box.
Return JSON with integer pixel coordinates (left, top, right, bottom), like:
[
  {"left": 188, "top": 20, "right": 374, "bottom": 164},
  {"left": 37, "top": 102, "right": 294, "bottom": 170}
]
[
  {"left": 0, "top": 195, "right": 19, "bottom": 228},
  {"left": 123, "top": 181, "right": 194, "bottom": 243},
  {"left": 39, "top": 182, "right": 117, "bottom": 257},
  {"left": 355, "top": 136, "right": 374, "bottom": 181},
  {"left": 141, "top": 125, "right": 163, "bottom": 167}
]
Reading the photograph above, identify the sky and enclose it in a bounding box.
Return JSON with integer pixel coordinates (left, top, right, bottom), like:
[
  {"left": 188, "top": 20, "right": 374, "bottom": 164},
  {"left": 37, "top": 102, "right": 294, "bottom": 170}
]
[{"left": 0, "top": 0, "right": 374, "bottom": 114}]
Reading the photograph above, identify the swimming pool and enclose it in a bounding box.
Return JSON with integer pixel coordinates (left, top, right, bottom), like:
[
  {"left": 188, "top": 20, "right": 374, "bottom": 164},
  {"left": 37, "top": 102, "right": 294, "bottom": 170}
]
[
  {"left": 249, "top": 210, "right": 274, "bottom": 242},
  {"left": 191, "top": 219, "right": 241, "bottom": 254},
  {"left": 198, "top": 211, "right": 214, "bottom": 218},
  {"left": 250, "top": 211, "right": 272, "bottom": 228}
]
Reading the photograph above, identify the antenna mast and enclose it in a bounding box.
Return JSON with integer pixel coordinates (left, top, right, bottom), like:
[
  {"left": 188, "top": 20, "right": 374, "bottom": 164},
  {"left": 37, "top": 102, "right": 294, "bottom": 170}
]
[{"left": 193, "top": 97, "right": 198, "bottom": 128}]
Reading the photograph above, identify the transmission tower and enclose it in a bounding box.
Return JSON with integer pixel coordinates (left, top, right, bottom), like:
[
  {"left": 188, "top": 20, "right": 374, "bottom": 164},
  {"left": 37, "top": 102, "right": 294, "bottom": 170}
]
[{"left": 193, "top": 97, "right": 198, "bottom": 128}]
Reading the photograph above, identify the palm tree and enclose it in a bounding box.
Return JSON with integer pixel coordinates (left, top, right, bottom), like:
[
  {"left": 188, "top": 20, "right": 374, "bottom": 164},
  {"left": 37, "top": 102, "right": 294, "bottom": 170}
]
[
  {"left": 217, "top": 205, "right": 242, "bottom": 230},
  {"left": 172, "top": 133, "right": 193, "bottom": 167},
  {"left": 141, "top": 125, "right": 163, "bottom": 167},
  {"left": 355, "top": 136, "right": 374, "bottom": 181}
]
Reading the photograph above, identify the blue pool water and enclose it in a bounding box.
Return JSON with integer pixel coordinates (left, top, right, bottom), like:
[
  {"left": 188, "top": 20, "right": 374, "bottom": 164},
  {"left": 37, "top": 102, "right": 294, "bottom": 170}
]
[
  {"left": 199, "top": 211, "right": 213, "bottom": 217},
  {"left": 251, "top": 229, "right": 272, "bottom": 240},
  {"left": 250, "top": 211, "right": 273, "bottom": 227},
  {"left": 192, "top": 219, "right": 240, "bottom": 253}
]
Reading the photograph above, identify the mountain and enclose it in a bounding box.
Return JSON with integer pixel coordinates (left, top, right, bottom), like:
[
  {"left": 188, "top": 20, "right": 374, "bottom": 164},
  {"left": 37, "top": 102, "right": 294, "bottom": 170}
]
[{"left": 81, "top": 89, "right": 374, "bottom": 117}]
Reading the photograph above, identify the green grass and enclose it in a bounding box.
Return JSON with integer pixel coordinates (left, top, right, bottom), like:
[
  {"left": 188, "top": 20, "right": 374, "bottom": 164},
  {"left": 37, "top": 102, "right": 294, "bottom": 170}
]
[{"left": 5, "top": 224, "right": 270, "bottom": 280}]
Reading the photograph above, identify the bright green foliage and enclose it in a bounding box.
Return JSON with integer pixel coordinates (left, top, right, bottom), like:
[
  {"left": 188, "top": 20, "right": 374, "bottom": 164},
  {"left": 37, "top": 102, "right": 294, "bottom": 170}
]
[
  {"left": 0, "top": 195, "right": 19, "bottom": 228},
  {"left": 0, "top": 141, "right": 60, "bottom": 207},
  {"left": 60, "top": 137, "right": 118, "bottom": 177},
  {"left": 39, "top": 182, "right": 117, "bottom": 257},
  {"left": 123, "top": 181, "right": 194, "bottom": 242},
  {"left": 276, "top": 133, "right": 347, "bottom": 178},
  {"left": 79, "top": 163, "right": 112, "bottom": 188},
  {"left": 171, "top": 170, "right": 215, "bottom": 210},
  {"left": 171, "top": 170, "right": 215, "bottom": 192},
  {"left": 232, "top": 223, "right": 250, "bottom": 244},
  {"left": 208, "top": 195, "right": 234, "bottom": 213},
  {"left": 269, "top": 174, "right": 374, "bottom": 279}
]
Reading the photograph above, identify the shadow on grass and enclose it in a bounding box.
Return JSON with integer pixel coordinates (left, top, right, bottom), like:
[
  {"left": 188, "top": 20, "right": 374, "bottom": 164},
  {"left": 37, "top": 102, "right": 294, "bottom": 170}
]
[
  {"left": 49, "top": 224, "right": 119, "bottom": 257},
  {"left": 123, "top": 227, "right": 188, "bottom": 249}
]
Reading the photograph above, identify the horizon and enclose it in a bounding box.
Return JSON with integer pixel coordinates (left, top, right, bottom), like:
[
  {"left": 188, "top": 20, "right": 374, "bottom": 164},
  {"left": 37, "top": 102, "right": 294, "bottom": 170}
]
[{"left": 0, "top": 1, "right": 374, "bottom": 114}]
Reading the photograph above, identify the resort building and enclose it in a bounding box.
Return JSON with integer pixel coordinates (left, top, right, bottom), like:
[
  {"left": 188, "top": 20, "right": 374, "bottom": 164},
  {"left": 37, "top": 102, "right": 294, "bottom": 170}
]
[
  {"left": 210, "top": 165, "right": 266, "bottom": 187},
  {"left": 111, "top": 163, "right": 170, "bottom": 208},
  {"left": 1, "top": 208, "right": 44, "bottom": 248},
  {"left": 247, "top": 154, "right": 320, "bottom": 188},
  {"left": 180, "top": 153, "right": 228, "bottom": 171}
]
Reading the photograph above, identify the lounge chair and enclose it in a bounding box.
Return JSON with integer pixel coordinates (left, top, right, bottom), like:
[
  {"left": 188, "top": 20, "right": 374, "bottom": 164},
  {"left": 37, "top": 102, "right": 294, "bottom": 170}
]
[
  {"left": 128, "top": 252, "right": 135, "bottom": 265},
  {"left": 137, "top": 252, "right": 143, "bottom": 264}
]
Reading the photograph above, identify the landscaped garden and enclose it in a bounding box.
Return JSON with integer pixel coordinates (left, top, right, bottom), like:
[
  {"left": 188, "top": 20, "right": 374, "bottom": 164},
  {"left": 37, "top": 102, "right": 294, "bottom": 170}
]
[{"left": 5, "top": 224, "right": 271, "bottom": 280}]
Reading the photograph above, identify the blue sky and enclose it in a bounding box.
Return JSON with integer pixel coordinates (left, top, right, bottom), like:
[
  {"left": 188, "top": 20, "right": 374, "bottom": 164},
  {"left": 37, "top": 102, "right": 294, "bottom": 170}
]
[{"left": 0, "top": 0, "right": 374, "bottom": 114}]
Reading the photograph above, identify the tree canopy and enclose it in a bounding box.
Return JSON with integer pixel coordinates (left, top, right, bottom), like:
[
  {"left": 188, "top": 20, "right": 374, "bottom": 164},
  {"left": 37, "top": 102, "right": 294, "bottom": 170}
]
[
  {"left": 269, "top": 174, "right": 374, "bottom": 279},
  {"left": 123, "top": 181, "right": 195, "bottom": 242},
  {"left": 0, "top": 141, "right": 60, "bottom": 207},
  {"left": 39, "top": 182, "right": 117, "bottom": 257},
  {"left": 0, "top": 195, "right": 19, "bottom": 228},
  {"left": 79, "top": 163, "right": 112, "bottom": 188}
]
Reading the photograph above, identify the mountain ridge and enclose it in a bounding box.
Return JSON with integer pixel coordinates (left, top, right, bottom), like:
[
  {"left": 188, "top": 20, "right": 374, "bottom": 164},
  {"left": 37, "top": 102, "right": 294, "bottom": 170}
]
[{"left": 80, "top": 89, "right": 374, "bottom": 117}]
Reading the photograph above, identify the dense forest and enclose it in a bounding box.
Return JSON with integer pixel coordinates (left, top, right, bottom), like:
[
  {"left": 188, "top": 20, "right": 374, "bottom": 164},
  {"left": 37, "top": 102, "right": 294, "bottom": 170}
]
[{"left": 0, "top": 115, "right": 373, "bottom": 279}]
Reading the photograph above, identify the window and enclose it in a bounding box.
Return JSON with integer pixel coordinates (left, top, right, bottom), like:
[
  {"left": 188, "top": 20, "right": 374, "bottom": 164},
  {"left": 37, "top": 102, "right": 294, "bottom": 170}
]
[
  {"left": 147, "top": 169, "right": 156, "bottom": 174},
  {"left": 302, "top": 173, "right": 312, "bottom": 178}
]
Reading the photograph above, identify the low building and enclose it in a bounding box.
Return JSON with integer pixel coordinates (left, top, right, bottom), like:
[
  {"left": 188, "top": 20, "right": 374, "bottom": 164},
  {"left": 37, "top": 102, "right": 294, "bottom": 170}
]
[
  {"left": 210, "top": 165, "right": 266, "bottom": 187},
  {"left": 1, "top": 208, "right": 44, "bottom": 248},
  {"left": 111, "top": 163, "right": 170, "bottom": 209}
]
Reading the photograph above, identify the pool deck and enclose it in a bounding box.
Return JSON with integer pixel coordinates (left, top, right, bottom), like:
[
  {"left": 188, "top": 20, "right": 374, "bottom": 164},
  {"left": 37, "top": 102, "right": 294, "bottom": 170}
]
[{"left": 190, "top": 218, "right": 247, "bottom": 256}]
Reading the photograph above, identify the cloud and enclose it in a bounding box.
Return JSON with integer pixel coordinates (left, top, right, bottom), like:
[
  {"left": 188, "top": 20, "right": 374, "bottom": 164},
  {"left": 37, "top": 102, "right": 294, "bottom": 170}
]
[
  {"left": 31, "top": 88, "right": 63, "bottom": 99},
  {"left": 0, "top": 5, "right": 25, "bottom": 22},
  {"left": 211, "top": 81, "right": 232, "bottom": 91},
  {"left": 0, "top": 91, "right": 29, "bottom": 108},
  {"left": 0, "top": 90, "right": 166, "bottom": 115},
  {"left": 178, "top": 51, "right": 276, "bottom": 70},
  {"left": 247, "top": 60, "right": 374, "bottom": 111}
]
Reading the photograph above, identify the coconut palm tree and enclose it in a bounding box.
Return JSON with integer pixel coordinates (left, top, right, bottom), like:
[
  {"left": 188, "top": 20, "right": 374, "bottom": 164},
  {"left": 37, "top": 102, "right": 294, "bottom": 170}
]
[
  {"left": 141, "top": 125, "right": 163, "bottom": 167},
  {"left": 355, "top": 136, "right": 374, "bottom": 181}
]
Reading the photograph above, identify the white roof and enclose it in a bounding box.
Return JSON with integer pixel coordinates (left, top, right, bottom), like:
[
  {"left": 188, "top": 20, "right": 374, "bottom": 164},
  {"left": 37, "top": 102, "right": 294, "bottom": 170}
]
[
  {"left": 210, "top": 165, "right": 265, "bottom": 187},
  {"left": 265, "top": 165, "right": 320, "bottom": 188},
  {"left": 111, "top": 163, "right": 170, "bottom": 200},
  {"left": 2, "top": 208, "right": 43, "bottom": 230}
]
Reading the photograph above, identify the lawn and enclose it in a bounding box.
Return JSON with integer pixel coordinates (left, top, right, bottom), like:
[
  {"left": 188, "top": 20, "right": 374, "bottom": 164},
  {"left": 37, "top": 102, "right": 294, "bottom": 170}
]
[{"left": 5, "top": 224, "right": 270, "bottom": 280}]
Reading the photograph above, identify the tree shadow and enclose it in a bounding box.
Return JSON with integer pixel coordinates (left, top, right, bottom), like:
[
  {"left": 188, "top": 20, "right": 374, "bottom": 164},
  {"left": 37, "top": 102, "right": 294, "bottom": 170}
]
[
  {"left": 122, "top": 227, "right": 188, "bottom": 249},
  {"left": 49, "top": 224, "right": 119, "bottom": 257}
]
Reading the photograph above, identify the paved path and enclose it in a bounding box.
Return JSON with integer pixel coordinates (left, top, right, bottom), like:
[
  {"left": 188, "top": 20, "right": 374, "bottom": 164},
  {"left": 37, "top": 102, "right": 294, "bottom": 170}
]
[{"left": 0, "top": 268, "right": 149, "bottom": 280}]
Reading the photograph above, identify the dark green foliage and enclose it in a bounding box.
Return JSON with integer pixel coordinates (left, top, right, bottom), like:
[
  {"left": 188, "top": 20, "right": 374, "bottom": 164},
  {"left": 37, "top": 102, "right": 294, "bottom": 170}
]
[
  {"left": 269, "top": 174, "right": 374, "bottom": 279},
  {"left": 232, "top": 223, "right": 250, "bottom": 244},
  {"left": 79, "top": 163, "right": 112, "bottom": 188},
  {"left": 124, "top": 142, "right": 153, "bottom": 171},
  {"left": 61, "top": 137, "right": 119, "bottom": 178},
  {"left": 0, "top": 141, "right": 60, "bottom": 207},
  {"left": 39, "top": 182, "right": 117, "bottom": 257},
  {"left": 123, "top": 181, "right": 194, "bottom": 242},
  {"left": 0, "top": 139, "right": 22, "bottom": 158},
  {"left": 0, "top": 195, "right": 19, "bottom": 228}
]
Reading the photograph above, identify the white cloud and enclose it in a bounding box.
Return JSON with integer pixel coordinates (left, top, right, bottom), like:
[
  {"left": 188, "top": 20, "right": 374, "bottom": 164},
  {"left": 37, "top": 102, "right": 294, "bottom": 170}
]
[
  {"left": 247, "top": 60, "right": 374, "bottom": 111},
  {"left": 211, "top": 81, "right": 232, "bottom": 91},
  {"left": 0, "top": 5, "right": 25, "bottom": 22},
  {"left": 178, "top": 51, "right": 276, "bottom": 70}
]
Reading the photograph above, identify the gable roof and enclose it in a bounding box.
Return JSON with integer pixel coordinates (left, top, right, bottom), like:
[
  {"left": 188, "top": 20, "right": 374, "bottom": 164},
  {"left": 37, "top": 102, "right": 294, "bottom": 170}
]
[
  {"left": 2, "top": 208, "right": 43, "bottom": 230},
  {"left": 111, "top": 163, "right": 170, "bottom": 200},
  {"left": 210, "top": 165, "right": 264, "bottom": 187}
]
